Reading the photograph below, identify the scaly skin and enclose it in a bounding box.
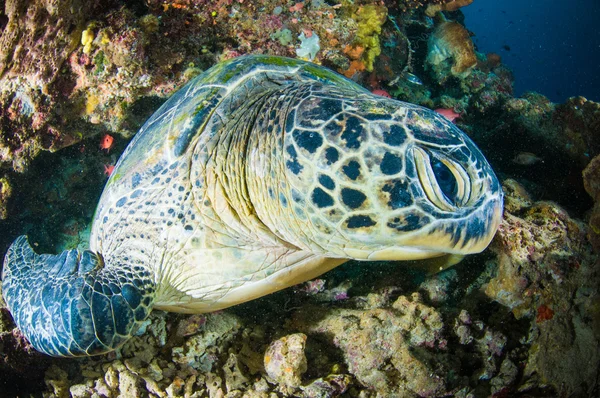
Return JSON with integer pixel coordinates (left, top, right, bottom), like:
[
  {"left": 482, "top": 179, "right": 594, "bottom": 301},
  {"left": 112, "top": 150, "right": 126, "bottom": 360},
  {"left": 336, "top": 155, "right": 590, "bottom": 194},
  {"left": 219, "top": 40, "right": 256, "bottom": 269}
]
[{"left": 2, "top": 55, "right": 503, "bottom": 357}]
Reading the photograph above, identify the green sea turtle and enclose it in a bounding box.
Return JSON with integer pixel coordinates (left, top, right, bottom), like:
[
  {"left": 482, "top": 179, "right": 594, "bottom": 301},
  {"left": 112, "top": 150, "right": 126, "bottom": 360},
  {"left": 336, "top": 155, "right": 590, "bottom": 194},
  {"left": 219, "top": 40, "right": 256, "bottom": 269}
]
[{"left": 2, "top": 55, "right": 503, "bottom": 357}]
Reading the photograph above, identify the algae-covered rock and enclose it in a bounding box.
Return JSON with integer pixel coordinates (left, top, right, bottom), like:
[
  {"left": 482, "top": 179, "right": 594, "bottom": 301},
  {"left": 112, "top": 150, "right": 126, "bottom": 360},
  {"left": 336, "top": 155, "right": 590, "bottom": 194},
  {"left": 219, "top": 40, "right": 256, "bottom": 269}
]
[
  {"left": 264, "top": 333, "right": 307, "bottom": 388},
  {"left": 291, "top": 293, "right": 448, "bottom": 396}
]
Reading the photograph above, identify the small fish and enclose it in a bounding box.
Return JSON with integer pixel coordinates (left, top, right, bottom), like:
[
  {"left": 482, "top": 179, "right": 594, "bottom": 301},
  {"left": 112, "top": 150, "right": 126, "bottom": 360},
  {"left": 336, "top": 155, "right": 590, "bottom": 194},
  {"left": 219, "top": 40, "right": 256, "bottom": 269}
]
[
  {"left": 99, "top": 134, "right": 114, "bottom": 153},
  {"left": 512, "top": 152, "right": 543, "bottom": 165},
  {"left": 403, "top": 72, "right": 423, "bottom": 85},
  {"left": 434, "top": 108, "right": 461, "bottom": 123},
  {"left": 103, "top": 164, "right": 115, "bottom": 176},
  {"left": 371, "top": 89, "right": 392, "bottom": 98},
  {"left": 501, "top": 44, "right": 511, "bottom": 51}
]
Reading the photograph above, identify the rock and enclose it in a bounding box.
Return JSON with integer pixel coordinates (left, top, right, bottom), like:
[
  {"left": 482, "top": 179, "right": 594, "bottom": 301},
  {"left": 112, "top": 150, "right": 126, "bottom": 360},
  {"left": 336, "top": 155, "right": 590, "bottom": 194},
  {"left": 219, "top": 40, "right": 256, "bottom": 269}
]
[
  {"left": 291, "top": 293, "right": 448, "bottom": 396},
  {"left": 264, "top": 333, "right": 307, "bottom": 388}
]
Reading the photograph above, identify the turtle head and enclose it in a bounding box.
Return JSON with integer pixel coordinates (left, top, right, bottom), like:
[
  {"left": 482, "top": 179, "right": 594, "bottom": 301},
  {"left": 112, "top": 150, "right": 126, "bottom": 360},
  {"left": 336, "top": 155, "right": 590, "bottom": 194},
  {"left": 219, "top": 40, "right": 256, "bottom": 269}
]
[{"left": 256, "top": 89, "right": 503, "bottom": 261}]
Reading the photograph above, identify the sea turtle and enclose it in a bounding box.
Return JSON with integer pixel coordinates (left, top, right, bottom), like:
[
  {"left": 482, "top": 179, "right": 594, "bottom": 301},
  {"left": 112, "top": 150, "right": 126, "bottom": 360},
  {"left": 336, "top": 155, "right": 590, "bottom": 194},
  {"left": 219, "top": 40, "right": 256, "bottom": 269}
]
[{"left": 2, "top": 55, "right": 503, "bottom": 357}]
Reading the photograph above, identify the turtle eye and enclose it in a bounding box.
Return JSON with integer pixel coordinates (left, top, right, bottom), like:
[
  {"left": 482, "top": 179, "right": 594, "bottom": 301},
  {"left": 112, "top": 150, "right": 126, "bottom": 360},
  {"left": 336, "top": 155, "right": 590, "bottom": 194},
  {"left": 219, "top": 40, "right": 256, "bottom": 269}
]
[
  {"left": 430, "top": 156, "right": 458, "bottom": 204},
  {"left": 413, "top": 147, "right": 470, "bottom": 211}
]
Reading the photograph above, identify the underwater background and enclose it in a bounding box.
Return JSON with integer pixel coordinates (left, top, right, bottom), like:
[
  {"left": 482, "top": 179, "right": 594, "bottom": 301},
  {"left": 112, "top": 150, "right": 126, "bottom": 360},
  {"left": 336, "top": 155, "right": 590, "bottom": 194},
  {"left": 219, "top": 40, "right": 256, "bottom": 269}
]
[
  {"left": 464, "top": 0, "right": 600, "bottom": 103},
  {"left": 0, "top": 0, "right": 599, "bottom": 397}
]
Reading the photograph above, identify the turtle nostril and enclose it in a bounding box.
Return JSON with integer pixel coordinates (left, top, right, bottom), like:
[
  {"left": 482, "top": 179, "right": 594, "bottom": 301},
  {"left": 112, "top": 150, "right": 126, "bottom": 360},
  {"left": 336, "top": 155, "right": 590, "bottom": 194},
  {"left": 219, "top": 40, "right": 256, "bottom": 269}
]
[{"left": 430, "top": 156, "right": 458, "bottom": 204}]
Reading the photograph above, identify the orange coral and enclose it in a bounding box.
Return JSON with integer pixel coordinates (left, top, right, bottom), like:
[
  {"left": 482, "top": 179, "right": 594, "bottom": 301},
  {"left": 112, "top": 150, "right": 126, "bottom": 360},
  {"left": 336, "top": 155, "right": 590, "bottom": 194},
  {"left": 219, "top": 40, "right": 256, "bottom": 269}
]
[
  {"left": 343, "top": 60, "right": 366, "bottom": 78},
  {"left": 427, "top": 21, "right": 477, "bottom": 77},
  {"left": 425, "top": 0, "right": 474, "bottom": 17},
  {"left": 344, "top": 44, "right": 365, "bottom": 60},
  {"left": 536, "top": 304, "right": 555, "bottom": 323}
]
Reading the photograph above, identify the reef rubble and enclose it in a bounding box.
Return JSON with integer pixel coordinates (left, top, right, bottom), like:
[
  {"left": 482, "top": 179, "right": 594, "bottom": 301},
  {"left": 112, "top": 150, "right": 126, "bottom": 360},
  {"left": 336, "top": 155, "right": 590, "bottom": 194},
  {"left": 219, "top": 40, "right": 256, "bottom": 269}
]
[{"left": 0, "top": 0, "right": 599, "bottom": 397}]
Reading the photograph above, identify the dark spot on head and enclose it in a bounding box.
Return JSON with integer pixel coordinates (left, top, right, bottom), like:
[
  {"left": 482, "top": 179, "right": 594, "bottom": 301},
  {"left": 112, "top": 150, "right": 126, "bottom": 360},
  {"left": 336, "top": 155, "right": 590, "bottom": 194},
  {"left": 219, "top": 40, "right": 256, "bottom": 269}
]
[
  {"left": 292, "top": 189, "right": 304, "bottom": 203},
  {"left": 131, "top": 173, "right": 141, "bottom": 188},
  {"left": 279, "top": 192, "right": 288, "bottom": 207},
  {"left": 383, "top": 125, "right": 408, "bottom": 146},
  {"left": 319, "top": 175, "right": 336, "bottom": 190},
  {"left": 382, "top": 180, "right": 412, "bottom": 209},
  {"left": 312, "top": 187, "right": 334, "bottom": 208},
  {"left": 341, "top": 116, "right": 364, "bottom": 149},
  {"left": 184, "top": 225, "right": 193, "bottom": 231},
  {"left": 285, "top": 109, "right": 296, "bottom": 133},
  {"left": 298, "top": 98, "right": 343, "bottom": 127},
  {"left": 363, "top": 112, "right": 392, "bottom": 121},
  {"left": 293, "top": 129, "right": 323, "bottom": 154},
  {"left": 380, "top": 152, "right": 402, "bottom": 175},
  {"left": 116, "top": 197, "right": 127, "bottom": 207},
  {"left": 341, "top": 188, "right": 367, "bottom": 209},
  {"left": 387, "top": 213, "right": 429, "bottom": 232},
  {"left": 325, "top": 147, "right": 339, "bottom": 165},
  {"left": 342, "top": 160, "right": 361, "bottom": 180},
  {"left": 295, "top": 206, "right": 306, "bottom": 219},
  {"left": 286, "top": 145, "right": 303, "bottom": 175},
  {"left": 324, "top": 119, "right": 343, "bottom": 136},
  {"left": 346, "top": 215, "right": 376, "bottom": 229}
]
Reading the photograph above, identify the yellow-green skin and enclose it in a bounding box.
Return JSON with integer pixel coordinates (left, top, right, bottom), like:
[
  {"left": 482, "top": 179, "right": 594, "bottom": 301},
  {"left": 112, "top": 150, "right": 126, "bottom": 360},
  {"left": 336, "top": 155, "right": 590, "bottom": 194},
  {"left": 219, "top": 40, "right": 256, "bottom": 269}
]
[{"left": 2, "top": 55, "right": 503, "bottom": 357}]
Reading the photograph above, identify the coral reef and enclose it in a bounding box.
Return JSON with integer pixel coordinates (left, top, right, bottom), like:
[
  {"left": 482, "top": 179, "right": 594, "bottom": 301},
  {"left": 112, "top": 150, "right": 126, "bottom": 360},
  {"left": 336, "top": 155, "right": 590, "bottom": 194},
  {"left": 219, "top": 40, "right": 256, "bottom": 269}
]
[
  {"left": 583, "top": 154, "right": 600, "bottom": 251},
  {"left": 486, "top": 183, "right": 600, "bottom": 397}
]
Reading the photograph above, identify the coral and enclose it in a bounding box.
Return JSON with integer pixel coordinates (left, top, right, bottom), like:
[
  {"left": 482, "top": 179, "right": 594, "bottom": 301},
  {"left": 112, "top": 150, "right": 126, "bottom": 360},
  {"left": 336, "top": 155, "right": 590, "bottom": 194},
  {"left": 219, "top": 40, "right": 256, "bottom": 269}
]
[
  {"left": 553, "top": 96, "right": 600, "bottom": 165},
  {"left": 291, "top": 293, "right": 449, "bottom": 396},
  {"left": 0, "top": 0, "right": 96, "bottom": 87},
  {"left": 501, "top": 179, "right": 534, "bottom": 214},
  {"left": 425, "top": 0, "right": 474, "bottom": 17},
  {"left": 264, "top": 333, "right": 307, "bottom": 388},
  {"left": 426, "top": 21, "right": 477, "bottom": 79},
  {"left": 453, "top": 310, "right": 508, "bottom": 381},
  {"left": 488, "top": 199, "right": 587, "bottom": 318},
  {"left": 484, "top": 183, "right": 600, "bottom": 396},
  {"left": 301, "top": 374, "right": 352, "bottom": 397},
  {"left": 271, "top": 28, "right": 293, "bottom": 46},
  {"left": 583, "top": 154, "right": 600, "bottom": 251},
  {"left": 351, "top": 4, "right": 388, "bottom": 72},
  {"left": 0, "top": 176, "right": 12, "bottom": 219},
  {"left": 295, "top": 31, "right": 320, "bottom": 61}
]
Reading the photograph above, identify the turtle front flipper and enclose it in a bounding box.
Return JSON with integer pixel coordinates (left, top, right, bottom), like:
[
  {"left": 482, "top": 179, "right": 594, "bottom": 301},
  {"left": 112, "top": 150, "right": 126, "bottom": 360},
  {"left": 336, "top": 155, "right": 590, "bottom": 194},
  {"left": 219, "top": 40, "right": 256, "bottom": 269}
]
[{"left": 1, "top": 236, "right": 155, "bottom": 357}]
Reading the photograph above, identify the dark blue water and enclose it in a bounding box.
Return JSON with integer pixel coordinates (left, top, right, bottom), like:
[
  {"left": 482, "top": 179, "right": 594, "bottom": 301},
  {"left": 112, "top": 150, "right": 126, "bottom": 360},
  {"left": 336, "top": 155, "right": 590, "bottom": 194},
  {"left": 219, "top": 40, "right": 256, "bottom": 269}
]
[{"left": 462, "top": 0, "right": 600, "bottom": 103}]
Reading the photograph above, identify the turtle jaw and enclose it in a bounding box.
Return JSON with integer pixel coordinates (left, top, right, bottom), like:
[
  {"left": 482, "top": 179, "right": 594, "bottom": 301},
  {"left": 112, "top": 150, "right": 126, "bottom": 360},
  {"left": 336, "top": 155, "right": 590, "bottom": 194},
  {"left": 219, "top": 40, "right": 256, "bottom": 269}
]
[{"left": 338, "top": 195, "right": 502, "bottom": 261}]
